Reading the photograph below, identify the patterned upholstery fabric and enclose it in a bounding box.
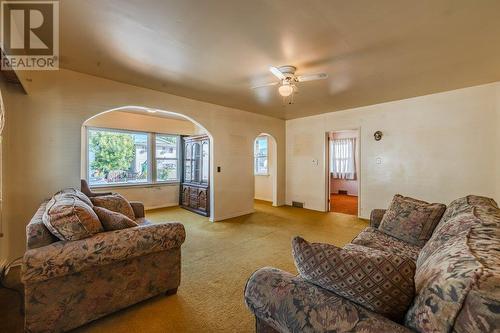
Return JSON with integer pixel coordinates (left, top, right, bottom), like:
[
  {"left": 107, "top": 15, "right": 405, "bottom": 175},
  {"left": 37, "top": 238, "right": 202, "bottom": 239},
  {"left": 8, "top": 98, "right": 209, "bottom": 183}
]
[
  {"left": 26, "top": 200, "right": 147, "bottom": 250},
  {"left": 292, "top": 237, "right": 415, "bottom": 320},
  {"left": 349, "top": 227, "right": 421, "bottom": 261},
  {"left": 255, "top": 317, "right": 280, "bottom": 333},
  {"left": 130, "top": 201, "right": 145, "bottom": 218},
  {"left": 26, "top": 201, "right": 58, "bottom": 249},
  {"left": 24, "top": 249, "right": 181, "bottom": 333},
  {"left": 43, "top": 193, "right": 103, "bottom": 241},
  {"left": 22, "top": 222, "right": 185, "bottom": 283},
  {"left": 244, "top": 267, "right": 413, "bottom": 333},
  {"left": 54, "top": 188, "right": 94, "bottom": 207},
  {"left": 379, "top": 194, "right": 446, "bottom": 246},
  {"left": 245, "top": 195, "right": 499, "bottom": 333},
  {"left": 405, "top": 195, "right": 500, "bottom": 333},
  {"left": 23, "top": 194, "right": 186, "bottom": 333},
  {"left": 370, "top": 209, "right": 386, "bottom": 228},
  {"left": 93, "top": 206, "right": 138, "bottom": 231},
  {"left": 417, "top": 196, "right": 498, "bottom": 266},
  {"left": 91, "top": 193, "right": 136, "bottom": 221}
]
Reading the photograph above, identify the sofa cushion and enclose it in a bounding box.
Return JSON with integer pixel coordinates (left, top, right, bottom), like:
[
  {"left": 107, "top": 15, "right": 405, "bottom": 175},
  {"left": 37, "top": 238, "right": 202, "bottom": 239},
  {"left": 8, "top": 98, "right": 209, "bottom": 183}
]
[
  {"left": 93, "top": 206, "right": 138, "bottom": 231},
  {"left": 43, "top": 195, "right": 103, "bottom": 241},
  {"left": 417, "top": 195, "right": 498, "bottom": 266},
  {"left": 349, "top": 227, "right": 421, "bottom": 261},
  {"left": 90, "top": 194, "right": 135, "bottom": 221},
  {"left": 54, "top": 188, "right": 93, "bottom": 207},
  {"left": 292, "top": 236, "right": 415, "bottom": 320},
  {"left": 245, "top": 267, "right": 413, "bottom": 333},
  {"left": 379, "top": 194, "right": 446, "bottom": 247},
  {"left": 405, "top": 195, "right": 500, "bottom": 333}
]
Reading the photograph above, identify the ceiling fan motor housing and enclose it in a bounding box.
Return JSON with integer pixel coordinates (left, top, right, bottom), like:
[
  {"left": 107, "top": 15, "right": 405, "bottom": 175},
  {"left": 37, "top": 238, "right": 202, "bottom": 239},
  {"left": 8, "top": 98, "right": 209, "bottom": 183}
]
[{"left": 278, "top": 65, "right": 297, "bottom": 77}]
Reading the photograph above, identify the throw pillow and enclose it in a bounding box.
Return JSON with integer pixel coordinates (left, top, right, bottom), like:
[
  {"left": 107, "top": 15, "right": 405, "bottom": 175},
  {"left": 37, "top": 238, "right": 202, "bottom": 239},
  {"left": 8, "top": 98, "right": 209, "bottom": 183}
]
[
  {"left": 292, "top": 236, "right": 415, "bottom": 320},
  {"left": 379, "top": 194, "right": 446, "bottom": 247},
  {"left": 90, "top": 194, "right": 136, "bottom": 221},
  {"left": 93, "top": 206, "right": 138, "bottom": 231},
  {"left": 43, "top": 196, "right": 103, "bottom": 241},
  {"left": 53, "top": 188, "right": 93, "bottom": 207}
]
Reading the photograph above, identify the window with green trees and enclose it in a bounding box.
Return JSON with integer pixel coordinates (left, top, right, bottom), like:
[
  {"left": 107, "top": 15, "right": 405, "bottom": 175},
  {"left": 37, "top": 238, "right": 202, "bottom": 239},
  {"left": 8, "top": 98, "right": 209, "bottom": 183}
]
[{"left": 87, "top": 128, "right": 180, "bottom": 186}]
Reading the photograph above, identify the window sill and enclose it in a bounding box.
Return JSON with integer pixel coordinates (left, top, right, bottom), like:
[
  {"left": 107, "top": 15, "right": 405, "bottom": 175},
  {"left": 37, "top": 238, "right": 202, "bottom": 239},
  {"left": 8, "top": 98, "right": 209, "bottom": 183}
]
[
  {"left": 90, "top": 182, "right": 180, "bottom": 190},
  {"left": 254, "top": 174, "right": 270, "bottom": 177}
]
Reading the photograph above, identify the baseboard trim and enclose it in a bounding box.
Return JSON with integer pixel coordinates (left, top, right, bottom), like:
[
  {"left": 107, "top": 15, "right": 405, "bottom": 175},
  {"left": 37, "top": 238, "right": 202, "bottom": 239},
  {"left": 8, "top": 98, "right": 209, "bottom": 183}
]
[
  {"left": 209, "top": 209, "right": 255, "bottom": 222},
  {"left": 254, "top": 197, "right": 272, "bottom": 202},
  {"left": 145, "top": 203, "right": 179, "bottom": 210}
]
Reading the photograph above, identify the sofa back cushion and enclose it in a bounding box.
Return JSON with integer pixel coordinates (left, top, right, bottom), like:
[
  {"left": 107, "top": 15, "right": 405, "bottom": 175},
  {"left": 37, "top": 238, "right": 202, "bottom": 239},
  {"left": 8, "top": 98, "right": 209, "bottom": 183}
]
[
  {"left": 90, "top": 194, "right": 135, "bottom": 221},
  {"left": 379, "top": 194, "right": 446, "bottom": 247},
  {"left": 43, "top": 191, "right": 103, "bottom": 241},
  {"left": 405, "top": 195, "right": 500, "bottom": 332}
]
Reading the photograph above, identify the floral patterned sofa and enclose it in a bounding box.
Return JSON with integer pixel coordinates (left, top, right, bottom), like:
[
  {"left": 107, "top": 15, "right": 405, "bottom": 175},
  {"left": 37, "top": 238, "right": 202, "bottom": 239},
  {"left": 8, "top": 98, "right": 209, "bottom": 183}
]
[
  {"left": 22, "top": 191, "right": 186, "bottom": 333},
  {"left": 244, "top": 195, "right": 500, "bottom": 333}
]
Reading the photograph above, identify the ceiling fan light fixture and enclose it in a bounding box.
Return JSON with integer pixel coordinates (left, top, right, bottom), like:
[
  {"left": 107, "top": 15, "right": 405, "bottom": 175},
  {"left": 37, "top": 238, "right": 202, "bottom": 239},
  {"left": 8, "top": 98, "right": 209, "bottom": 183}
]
[{"left": 278, "top": 84, "right": 293, "bottom": 97}]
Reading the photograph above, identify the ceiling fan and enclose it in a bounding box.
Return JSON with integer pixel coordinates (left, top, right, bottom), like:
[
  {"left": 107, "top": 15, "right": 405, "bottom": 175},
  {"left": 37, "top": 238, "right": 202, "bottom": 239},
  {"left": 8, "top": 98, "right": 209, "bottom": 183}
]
[{"left": 252, "top": 65, "right": 328, "bottom": 103}]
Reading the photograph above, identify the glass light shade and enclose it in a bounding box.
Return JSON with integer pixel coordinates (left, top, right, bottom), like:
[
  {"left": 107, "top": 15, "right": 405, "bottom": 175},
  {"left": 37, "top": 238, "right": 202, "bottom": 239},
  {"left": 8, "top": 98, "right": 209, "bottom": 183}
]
[{"left": 278, "top": 84, "right": 293, "bottom": 97}]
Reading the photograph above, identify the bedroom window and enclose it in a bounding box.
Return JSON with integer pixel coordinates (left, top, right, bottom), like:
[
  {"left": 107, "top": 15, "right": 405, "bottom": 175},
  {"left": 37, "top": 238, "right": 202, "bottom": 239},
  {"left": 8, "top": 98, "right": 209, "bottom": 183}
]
[
  {"left": 254, "top": 136, "right": 269, "bottom": 175},
  {"left": 330, "top": 138, "right": 356, "bottom": 180},
  {"left": 86, "top": 127, "right": 180, "bottom": 186}
]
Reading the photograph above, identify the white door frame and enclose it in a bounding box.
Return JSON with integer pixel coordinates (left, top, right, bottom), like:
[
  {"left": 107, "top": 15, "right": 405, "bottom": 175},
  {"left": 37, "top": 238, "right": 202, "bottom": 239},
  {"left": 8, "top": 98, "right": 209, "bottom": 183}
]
[{"left": 324, "top": 128, "right": 361, "bottom": 217}]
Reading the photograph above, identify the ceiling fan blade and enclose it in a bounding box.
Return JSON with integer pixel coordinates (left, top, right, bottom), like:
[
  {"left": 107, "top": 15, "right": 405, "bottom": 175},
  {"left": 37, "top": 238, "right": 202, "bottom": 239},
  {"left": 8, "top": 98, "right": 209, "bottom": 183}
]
[
  {"left": 269, "top": 66, "right": 285, "bottom": 80},
  {"left": 296, "top": 73, "right": 328, "bottom": 82},
  {"left": 251, "top": 81, "right": 279, "bottom": 89}
]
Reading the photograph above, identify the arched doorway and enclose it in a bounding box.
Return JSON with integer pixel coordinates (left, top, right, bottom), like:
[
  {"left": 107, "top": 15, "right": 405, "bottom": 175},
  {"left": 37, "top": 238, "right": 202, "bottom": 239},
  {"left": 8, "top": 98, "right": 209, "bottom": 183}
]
[
  {"left": 81, "top": 106, "right": 215, "bottom": 220},
  {"left": 253, "top": 133, "right": 278, "bottom": 206}
]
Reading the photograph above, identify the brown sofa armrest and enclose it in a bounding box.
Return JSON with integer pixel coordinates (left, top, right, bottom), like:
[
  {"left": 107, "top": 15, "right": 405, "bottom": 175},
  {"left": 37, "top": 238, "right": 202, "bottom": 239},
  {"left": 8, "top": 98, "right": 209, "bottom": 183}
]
[
  {"left": 370, "top": 209, "right": 386, "bottom": 228},
  {"left": 22, "top": 222, "right": 186, "bottom": 284},
  {"left": 130, "top": 201, "right": 145, "bottom": 218}
]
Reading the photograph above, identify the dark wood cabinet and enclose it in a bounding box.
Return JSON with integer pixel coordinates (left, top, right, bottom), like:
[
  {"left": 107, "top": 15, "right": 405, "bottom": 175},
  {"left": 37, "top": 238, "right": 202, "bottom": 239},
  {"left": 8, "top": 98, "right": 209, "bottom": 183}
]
[{"left": 180, "top": 135, "right": 209, "bottom": 216}]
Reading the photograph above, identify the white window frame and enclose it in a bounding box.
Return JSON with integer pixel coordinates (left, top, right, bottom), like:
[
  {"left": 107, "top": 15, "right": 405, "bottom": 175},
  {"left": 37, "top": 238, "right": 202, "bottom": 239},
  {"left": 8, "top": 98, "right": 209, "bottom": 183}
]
[
  {"left": 85, "top": 126, "right": 181, "bottom": 188},
  {"left": 254, "top": 135, "right": 269, "bottom": 176},
  {"left": 154, "top": 133, "right": 181, "bottom": 183}
]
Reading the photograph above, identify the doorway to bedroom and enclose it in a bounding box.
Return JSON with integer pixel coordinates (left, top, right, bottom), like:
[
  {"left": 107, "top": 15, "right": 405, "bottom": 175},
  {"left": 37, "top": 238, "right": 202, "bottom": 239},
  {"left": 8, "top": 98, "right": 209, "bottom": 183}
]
[{"left": 326, "top": 129, "right": 360, "bottom": 216}]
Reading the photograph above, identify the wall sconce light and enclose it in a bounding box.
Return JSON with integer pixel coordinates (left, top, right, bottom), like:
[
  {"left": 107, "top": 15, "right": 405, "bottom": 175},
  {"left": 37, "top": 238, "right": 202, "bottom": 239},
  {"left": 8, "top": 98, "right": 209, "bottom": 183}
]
[{"left": 374, "top": 131, "right": 383, "bottom": 141}]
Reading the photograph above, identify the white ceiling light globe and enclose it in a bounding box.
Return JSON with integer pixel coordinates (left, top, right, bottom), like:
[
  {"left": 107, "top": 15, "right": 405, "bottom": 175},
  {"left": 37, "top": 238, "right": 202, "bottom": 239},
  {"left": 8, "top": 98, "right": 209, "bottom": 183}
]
[{"left": 278, "top": 84, "right": 293, "bottom": 97}]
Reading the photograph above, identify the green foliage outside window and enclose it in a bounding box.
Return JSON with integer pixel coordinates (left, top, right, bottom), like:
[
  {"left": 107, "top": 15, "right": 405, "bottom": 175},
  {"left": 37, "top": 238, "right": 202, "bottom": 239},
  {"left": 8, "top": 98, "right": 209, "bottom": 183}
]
[
  {"left": 158, "top": 163, "right": 176, "bottom": 180},
  {"left": 90, "top": 131, "right": 135, "bottom": 179}
]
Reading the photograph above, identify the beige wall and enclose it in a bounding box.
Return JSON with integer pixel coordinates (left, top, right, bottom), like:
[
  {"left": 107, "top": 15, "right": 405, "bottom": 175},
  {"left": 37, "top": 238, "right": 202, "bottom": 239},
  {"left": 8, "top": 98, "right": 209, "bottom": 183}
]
[
  {"left": 82, "top": 111, "right": 200, "bottom": 209},
  {"left": 254, "top": 134, "right": 276, "bottom": 202},
  {"left": 287, "top": 82, "right": 500, "bottom": 218},
  {"left": 0, "top": 69, "right": 286, "bottom": 262},
  {"left": 84, "top": 110, "right": 200, "bottom": 134}
]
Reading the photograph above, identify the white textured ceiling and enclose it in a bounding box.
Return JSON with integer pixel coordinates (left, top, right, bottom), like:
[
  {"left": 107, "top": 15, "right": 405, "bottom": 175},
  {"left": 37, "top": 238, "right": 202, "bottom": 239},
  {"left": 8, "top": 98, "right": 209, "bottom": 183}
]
[{"left": 60, "top": 0, "right": 500, "bottom": 119}]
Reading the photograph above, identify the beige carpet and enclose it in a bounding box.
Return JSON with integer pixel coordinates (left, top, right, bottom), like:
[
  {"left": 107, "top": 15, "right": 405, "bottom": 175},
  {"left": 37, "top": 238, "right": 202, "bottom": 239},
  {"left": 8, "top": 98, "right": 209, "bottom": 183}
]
[{"left": 4, "top": 201, "right": 367, "bottom": 333}]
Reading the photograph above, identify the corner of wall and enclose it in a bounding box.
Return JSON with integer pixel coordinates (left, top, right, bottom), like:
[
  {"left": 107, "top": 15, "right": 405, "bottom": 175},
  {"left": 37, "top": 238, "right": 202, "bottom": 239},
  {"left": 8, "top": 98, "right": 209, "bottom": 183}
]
[{"left": 495, "top": 83, "right": 500, "bottom": 203}]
